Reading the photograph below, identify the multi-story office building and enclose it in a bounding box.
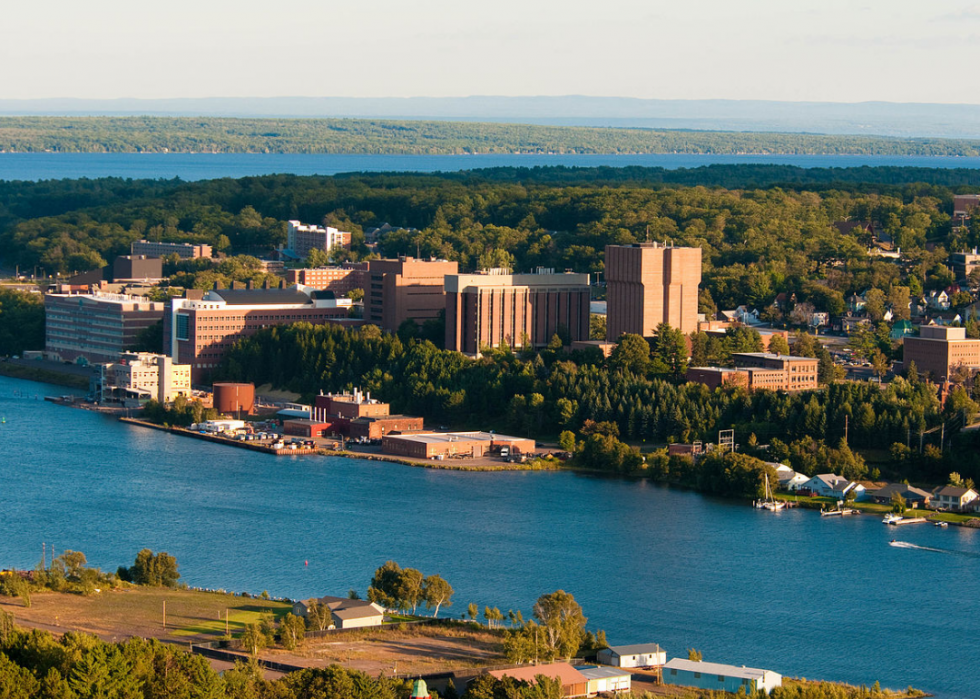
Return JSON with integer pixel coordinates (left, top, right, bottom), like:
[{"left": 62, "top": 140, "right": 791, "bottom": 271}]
[
  {"left": 605, "top": 243, "right": 701, "bottom": 340},
  {"left": 310, "top": 388, "right": 424, "bottom": 439},
  {"left": 131, "top": 240, "right": 212, "bottom": 259},
  {"left": 903, "top": 326, "right": 980, "bottom": 381},
  {"left": 286, "top": 220, "right": 352, "bottom": 259},
  {"left": 112, "top": 255, "right": 165, "bottom": 283},
  {"left": 951, "top": 249, "right": 980, "bottom": 279},
  {"left": 283, "top": 267, "right": 361, "bottom": 294},
  {"left": 93, "top": 352, "right": 191, "bottom": 404},
  {"left": 444, "top": 268, "right": 591, "bottom": 354},
  {"left": 45, "top": 292, "right": 166, "bottom": 364},
  {"left": 729, "top": 352, "right": 820, "bottom": 391},
  {"left": 164, "top": 284, "right": 351, "bottom": 381},
  {"left": 363, "top": 257, "right": 458, "bottom": 332},
  {"left": 953, "top": 195, "right": 980, "bottom": 227}
]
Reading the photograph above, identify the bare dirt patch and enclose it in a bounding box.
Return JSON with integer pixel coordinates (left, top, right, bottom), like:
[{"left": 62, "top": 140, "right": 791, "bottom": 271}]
[{"left": 263, "top": 624, "right": 505, "bottom": 675}]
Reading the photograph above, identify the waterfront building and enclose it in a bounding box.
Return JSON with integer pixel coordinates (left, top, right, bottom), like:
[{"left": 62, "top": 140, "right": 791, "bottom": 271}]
[
  {"left": 730, "top": 353, "right": 819, "bottom": 392},
  {"left": 382, "top": 431, "right": 535, "bottom": 459},
  {"left": 489, "top": 663, "right": 589, "bottom": 699},
  {"left": 364, "top": 256, "right": 458, "bottom": 332},
  {"left": 663, "top": 658, "right": 781, "bottom": 694},
  {"left": 312, "top": 388, "right": 424, "bottom": 438},
  {"left": 931, "top": 485, "right": 978, "bottom": 512},
  {"left": 131, "top": 239, "right": 212, "bottom": 259},
  {"left": 93, "top": 352, "right": 191, "bottom": 404},
  {"left": 575, "top": 666, "right": 632, "bottom": 695},
  {"left": 291, "top": 595, "right": 384, "bottom": 629},
  {"left": 286, "top": 220, "right": 351, "bottom": 259},
  {"left": 445, "top": 268, "right": 591, "bottom": 354},
  {"left": 597, "top": 643, "right": 666, "bottom": 668},
  {"left": 902, "top": 326, "right": 980, "bottom": 381},
  {"left": 800, "top": 474, "right": 865, "bottom": 500},
  {"left": 44, "top": 291, "right": 166, "bottom": 364},
  {"left": 870, "top": 483, "right": 931, "bottom": 508},
  {"left": 605, "top": 243, "right": 701, "bottom": 340},
  {"left": 164, "top": 284, "right": 352, "bottom": 381}
]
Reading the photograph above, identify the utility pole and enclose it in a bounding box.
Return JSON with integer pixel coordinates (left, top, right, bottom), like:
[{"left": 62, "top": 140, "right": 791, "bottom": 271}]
[
  {"left": 226, "top": 609, "right": 229, "bottom": 636},
  {"left": 42, "top": 543, "right": 46, "bottom": 570},
  {"left": 844, "top": 415, "right": 849, "bottom": 444},
  {"left": 163, "top": 601, "right": 167, "bottom": 629}
]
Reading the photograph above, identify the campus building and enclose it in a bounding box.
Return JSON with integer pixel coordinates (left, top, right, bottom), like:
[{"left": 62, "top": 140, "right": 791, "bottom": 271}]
[
  {"left": 951, "top": 249, "right": 980, "bottom": 279},
  {"left": 903, "top": 325, "right": 980, "bottom": 381},
  {"left": 364, "top": 257, "right": 459, "bottom": 332},
  {"left": 283, "top": 266, "right": 362, "bottom": 294},
  {"left": 953, "top": 194, "right": 980, "bottom": 227},
  {"left": 93, "top": 352, "right": 191, "bottom": 404},
  {"left": 311, "top": 388, "right": 424, "bottom": 439},
  {"left": 131, "top": 240, "right": 212, "bottom": 259},
  {"left": 382, "top": 431, "right": 535, "bottom": 459},
  {"left": 286, "top": 220, "right": 352, "bottom": 259},
  {"left": 720, "top": 352, "right": 821, "bottom": 392},
  {"left": 44, "top": 292, "right": 166, "bottom": 364},
  {"left": 164, "top": 284, "right": 352, "bottom": 381},
  {"left": 605, "top": 243, "right": 701, "bottom": 340},
  {"left": 112, "top": 255, "right": 165, "bottom": 283},
  {"left": 444, "top": 268, "right": 591, "bottom": 354}
]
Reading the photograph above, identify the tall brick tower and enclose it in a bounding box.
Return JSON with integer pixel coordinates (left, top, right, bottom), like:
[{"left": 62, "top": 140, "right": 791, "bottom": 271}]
[{"left": 605, "top": 243, "right": 701, "bottom": 340}]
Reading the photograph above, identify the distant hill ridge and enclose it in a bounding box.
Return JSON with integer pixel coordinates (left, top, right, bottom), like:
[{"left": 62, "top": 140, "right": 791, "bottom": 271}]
[
  {"left": 3, "top": 96, "right": 980, "bottom": 138},
  {"left": 2, "top": 115, "right": 980, "bottom": 156}
]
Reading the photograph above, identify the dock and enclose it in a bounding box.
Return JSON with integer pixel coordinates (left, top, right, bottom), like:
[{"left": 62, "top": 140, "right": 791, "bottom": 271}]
[
  {"left": 118, "top": 418, "right": 319, "bottom": 456},
  {"left": 889, "top": 517, "right": 928, "bottom": 526},
  {"left": 820, "top": 508, "right": 858, "bottom": 517}
]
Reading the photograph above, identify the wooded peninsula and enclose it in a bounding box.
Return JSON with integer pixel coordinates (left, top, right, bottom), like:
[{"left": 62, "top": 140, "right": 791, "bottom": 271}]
[{"left": 3, "top": 116, "right": 980, "bottom": 155}]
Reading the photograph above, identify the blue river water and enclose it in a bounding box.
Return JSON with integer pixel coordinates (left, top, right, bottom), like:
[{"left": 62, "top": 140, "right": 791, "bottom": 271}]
[
  {"left": 3, "top": 152, "right": 980, "bottom": 182},
  {"left": 1, "top": 374, "right": 978, "bottom": 697}
]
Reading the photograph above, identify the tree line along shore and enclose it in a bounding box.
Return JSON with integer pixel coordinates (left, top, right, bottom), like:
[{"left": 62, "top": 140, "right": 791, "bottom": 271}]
[{"left": 2, "top": 115, "right": 980, "bottom": 155}]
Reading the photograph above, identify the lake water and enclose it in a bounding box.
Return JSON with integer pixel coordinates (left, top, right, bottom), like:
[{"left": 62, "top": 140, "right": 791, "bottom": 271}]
[
  {"left": 4, "top": 153, "right": 980, "bottom": 182},
  {"left": 1, "top": 374, "right": 978, "bottom": 697}
]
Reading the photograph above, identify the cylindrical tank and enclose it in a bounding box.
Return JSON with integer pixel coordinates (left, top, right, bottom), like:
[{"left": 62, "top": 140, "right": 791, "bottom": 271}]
[{"left": 212, "top": 382, "right": 255, "bottom": 415}]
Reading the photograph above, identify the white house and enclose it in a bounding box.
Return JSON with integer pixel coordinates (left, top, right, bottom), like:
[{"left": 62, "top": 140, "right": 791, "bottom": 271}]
[
  {"left": 931, "top": 486, "right": 979, "bottom": 512},
  {"left": 773, "top": 465, "right": 809, "bottom": 491},
  {"left": 597, "top": 643, "right": 666, "bottom": 668},
  {"left": 292, "top": 595, "right": 385, "bottom": 629},
  {"left": 575, "top": 666, "right": 632, "bottom": 695},
  {"left": 801, "top": 474, "right": 866, "bottom": 500}
]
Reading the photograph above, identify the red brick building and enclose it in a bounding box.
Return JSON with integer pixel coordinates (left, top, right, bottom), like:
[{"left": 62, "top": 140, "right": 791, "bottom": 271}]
[
  {"left": 605, "top": 243, "right": 701, "bottom": 339},
  {"left": 164, "top": 284, "right": 352, "bottom": 382},
  {"left": 444, "top": 269, "right": 591, "bottom": 354},
  {"left": 283, "top": 267, "right": 361, "bottom": 294},
  {"left": 312, "top": 388, "right": 424, "bottom": 438},
  {"left": 364, "top": 257, "right": 458, "bottom": 332}
]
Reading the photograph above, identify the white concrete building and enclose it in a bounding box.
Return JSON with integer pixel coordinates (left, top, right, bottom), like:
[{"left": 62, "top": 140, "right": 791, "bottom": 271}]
[
  {"left": 94, "top": 352, "right": 191, "bottom": 404},
  {"left": 597, "top": 643, "right": 666, "bottom": 668},
  {"left": 575, "top": 666, "right": 632, "bottom": 695},
  {"left": 287, "top": 220, "right": 351, "bottom": 259}
]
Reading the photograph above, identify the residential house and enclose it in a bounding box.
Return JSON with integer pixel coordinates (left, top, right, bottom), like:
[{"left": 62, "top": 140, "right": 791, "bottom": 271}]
[
  {"left": 927, "top": 290, "right": 951, "bottom": 311},
  {"left": 488, "top": 663, "right": 589, "bottom": 699},
  {"left": 663, "top": 658, "right": 782, "bottom": 695},
  {"left": 890, "top": 320, "right": 915, "bottom": 341},
  {"left": 810, "top": 311, "right": 830, "bottom": 327},
  {"left": 292, "top": 595, "right": 385, "bottom": 629},
  {"left": 597, "top": 643, "right": 666, "bottom": 668},
  {"left": 847, "top": 293, "right": 867, "bottom": 313},
  {"left": 800, "top": 474, "right": 866, "bottom": 500},
  {"left": 869, "top": 483, "right": 931, "bottom": 508},
  {"left": 575, "top": 666, "right": 632, "bottom": 695},
  {"left": 772, "top": 464, "right": 808, "bottom": 491},
  {"left": 931, "top": 486, "right": 979, "bottom": 512}
]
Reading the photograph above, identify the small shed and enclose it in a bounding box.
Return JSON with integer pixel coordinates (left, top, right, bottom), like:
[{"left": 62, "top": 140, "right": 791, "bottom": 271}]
[
  {"left": 575, "top": 666, "right": 632, "bottom": 695},
  {"left": 597, "top": 643, "right": 666, "bottom": 668}
]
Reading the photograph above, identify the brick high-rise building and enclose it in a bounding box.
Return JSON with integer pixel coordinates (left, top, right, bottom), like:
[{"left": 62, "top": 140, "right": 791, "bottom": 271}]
[
  {"left": 444, "top": 269, "right": 591, "bottom": 354},
  {"left": 44, "top": 292, "right": 166, "bottom": 364},
  {"left": 903, "top": 326, "right": 980, "bottom": 381},
  {"left": 284, "top": 267, "right": 361, "bottom": 294},
  {"left": 364, "top": 257, "right": 458, "bottom": 332},
  {"left": 131, "top": 240, "right": 212, "bottom": 259},
  {"left": 605, "top": 243, "right": 701, "bottom": 340}
]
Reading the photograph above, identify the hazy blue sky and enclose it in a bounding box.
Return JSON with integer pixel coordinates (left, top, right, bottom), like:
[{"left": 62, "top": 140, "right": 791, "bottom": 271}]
[{"left": 5, "top": 0, "right": 978, "bottom": 102}]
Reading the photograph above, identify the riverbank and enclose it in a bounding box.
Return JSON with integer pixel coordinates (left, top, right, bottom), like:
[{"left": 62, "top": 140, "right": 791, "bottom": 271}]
[{"left": 0, "top": 360, "right": 88, "bottom": 389}]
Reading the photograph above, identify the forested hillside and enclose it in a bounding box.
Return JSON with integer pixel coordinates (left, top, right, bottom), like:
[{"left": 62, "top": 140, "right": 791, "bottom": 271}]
[
  {"left": 4, "top": 116, "right": 980, "bottom": 155},
  {"left": 2, "top": 168, "right": 978, "bottom": 313}
]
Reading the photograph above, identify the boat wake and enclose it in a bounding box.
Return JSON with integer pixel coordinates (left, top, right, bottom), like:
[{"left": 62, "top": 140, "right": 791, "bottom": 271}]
[{"left": 889, "top": 540, "right": 980, "bottom": 558}]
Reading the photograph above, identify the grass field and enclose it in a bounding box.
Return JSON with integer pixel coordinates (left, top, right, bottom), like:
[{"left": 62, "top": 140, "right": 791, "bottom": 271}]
[{"left": 0, "top": 587, "right": 292, "bottom": 643}]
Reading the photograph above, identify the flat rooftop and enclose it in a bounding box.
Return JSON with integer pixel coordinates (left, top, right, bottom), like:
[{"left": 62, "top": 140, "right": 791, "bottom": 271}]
[{"left": 385, "top": 431, "right": 528, "bottom": 444}]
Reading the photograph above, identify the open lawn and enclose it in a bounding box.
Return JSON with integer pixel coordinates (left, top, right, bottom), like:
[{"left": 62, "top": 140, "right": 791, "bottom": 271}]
[{"left": 0, "top": 587, "right": 292, "bottom": 643}]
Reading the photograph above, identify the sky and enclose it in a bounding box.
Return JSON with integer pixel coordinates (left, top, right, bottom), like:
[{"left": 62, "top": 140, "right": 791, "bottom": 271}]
[{"left": 3, "top": 0, "right": 979, "bottom": 103}]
